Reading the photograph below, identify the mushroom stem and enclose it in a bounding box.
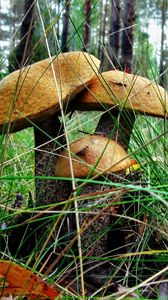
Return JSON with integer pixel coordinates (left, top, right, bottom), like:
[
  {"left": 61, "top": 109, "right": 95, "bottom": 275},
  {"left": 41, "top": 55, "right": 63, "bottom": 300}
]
[
  {"left": 95, "top": 110, "right": 135, "bottom": 150},
  {"left": 84, "top": 110, "right": 140, "bottom": 286},
  {"left": 0, "top": 51, "right": 101, "bottom": 263},
  {"left": 8, "top": 115, "right": 73, "bottom": 259},
  {"left": 55, "top": 133, "right": 136, "bottom": 288},
  {"left": 74, "top": 110, "right": 136, "bottom": 287},
  {"left": 34, "top": 115, "right": 71, "bottom": 205},
  {"left": 30, "top": 115, "right": 75, "bottom": 262}
]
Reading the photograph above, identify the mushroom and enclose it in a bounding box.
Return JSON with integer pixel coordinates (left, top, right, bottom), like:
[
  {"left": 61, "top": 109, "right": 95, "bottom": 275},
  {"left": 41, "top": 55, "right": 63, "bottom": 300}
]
[
  {"left": 67, "top": 70, "right": 168, "bottom": 283},
  {"left": 0, "top": 51, "right": 100, "bottom": 200},
  {"left": 75, "top": 70, "right": 168, "bottom": 117},
  {"left": 0, "top": 51, "right": 100, "bottom": 258},
  {"left": 55, "top": 134, "right": 135, "bottom": 178},
  {"left": 2, "top": 65, "right": 167, "bottom": 135},
  {"left": 0, "top": 51, "right": 100, "bottom": 132},
  {"left": 1, "top": 53, "right": 168, "bottom": 284},
  {"left": 55, "top": 134, "right": 136, "bottom": 283}
]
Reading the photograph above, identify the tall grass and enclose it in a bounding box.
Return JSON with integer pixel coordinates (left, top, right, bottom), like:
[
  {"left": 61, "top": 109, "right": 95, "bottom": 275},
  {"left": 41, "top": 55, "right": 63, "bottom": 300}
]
[{"left": 0, "top": 1, "right": 168, "bottom": 299}]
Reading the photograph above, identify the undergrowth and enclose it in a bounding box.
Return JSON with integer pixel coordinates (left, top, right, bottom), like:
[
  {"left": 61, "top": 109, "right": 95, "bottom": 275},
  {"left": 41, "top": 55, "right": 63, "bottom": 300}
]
[{"left": 0, "top": 1, "right": 168, "bottom": 299}]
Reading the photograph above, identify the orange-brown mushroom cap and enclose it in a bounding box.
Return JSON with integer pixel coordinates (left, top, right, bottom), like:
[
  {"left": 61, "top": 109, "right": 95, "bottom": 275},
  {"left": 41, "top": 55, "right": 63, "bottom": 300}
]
[
  {"left": 0, "top": 52, "right": 100, "bottom": 132},
  {"left": 55, "top": 135, "right": 136, "bottom": 178},
  {"left": 75, "top": 70, "right": 168, "bottom": 117}
]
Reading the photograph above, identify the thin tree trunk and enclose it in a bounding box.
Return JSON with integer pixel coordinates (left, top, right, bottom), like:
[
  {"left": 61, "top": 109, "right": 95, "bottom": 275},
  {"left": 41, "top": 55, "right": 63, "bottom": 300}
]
[
  {"left": 83, "top": 0, "right": 91, "bottom": 51},
  {"left": 120, "top": 0, "right": 136, "bottom": 72},
  {"left": 159, "top": 0, "right": 166, "bottom": 87},
  {"left": 98, "top": 0, "right": 103, "bottom": 58},
  {"left": 9, "top": 0, "right": 36, "bottom": 72},
  {"left": 62, "top": 0, "right": 71, "bottom": 52},
  {"left": 100, "top": 0, "right": 108, "bottom": 69},
  {"left": 56, "top": 0, "right": 61, "bottom": 43},
  {"left": 109, "top": 0, "right": 121, "bottom": 69}
]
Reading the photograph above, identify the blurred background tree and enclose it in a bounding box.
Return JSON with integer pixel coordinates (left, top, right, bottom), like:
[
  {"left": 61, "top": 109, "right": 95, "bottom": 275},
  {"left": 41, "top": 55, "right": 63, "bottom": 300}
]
[{"left": 0, "top": 0, "right": 167, "bottom": 84}]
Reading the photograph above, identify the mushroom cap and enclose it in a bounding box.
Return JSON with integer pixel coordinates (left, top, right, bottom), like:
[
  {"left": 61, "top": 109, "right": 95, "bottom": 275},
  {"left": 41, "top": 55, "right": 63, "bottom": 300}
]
[
  {"left": 75, "top": 70, "right": 168, "bottom": 117},
  {"left": 0, "top": 52, "right": 100, "bottom": 132},
  {"left": 55, "top": 135, "right": 135, "bottom": 178}
]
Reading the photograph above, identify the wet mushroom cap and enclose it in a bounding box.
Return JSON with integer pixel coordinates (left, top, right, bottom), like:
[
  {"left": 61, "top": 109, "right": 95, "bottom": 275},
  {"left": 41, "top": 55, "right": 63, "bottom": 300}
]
[
  {"left": 1, "top": 53, "right": 166, "bottom": 135},
  {"left": 75, "top": 70, "right": 168, "bottom": 117},
  {"left": 55, "top": 135, "right": 136, "bottom": 178},
  {"left": 0, "top": 52, "right": 100, "bottom": 132}
]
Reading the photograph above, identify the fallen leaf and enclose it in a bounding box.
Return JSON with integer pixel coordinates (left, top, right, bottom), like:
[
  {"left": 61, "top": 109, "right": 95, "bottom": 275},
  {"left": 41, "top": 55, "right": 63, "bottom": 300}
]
[{"left": 0, "top": 260, "right": 60, "bottom": 299}]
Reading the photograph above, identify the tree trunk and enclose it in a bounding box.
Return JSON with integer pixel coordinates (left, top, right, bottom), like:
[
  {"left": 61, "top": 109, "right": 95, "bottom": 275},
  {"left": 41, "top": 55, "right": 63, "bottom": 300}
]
[
  {"left": 120, "top": 0, "right": 136, "bottom": 72},
  {"left": 99, "top": 0, "right": 108, "bottom": 70},
  {"left": 56, "top": 0, "right": 61, "bottom": 43},
  {"left": 159, "top": 0, "right": 167, "bottom": 87},
  {"left": 9, "top": 0, "right": 36, "bottom": 72},
  {"left": 98, "top": 0, "right": 103, "bottom": 58},
  {"left": 100, "top": 0, "right": 108, "bottom": 66},
  {"left": 83, "top": 0, "right": 91, "bottom": 51},
  {"left": 62, "top": 0, "right": 71, "bottom": 52},
  {"left": 109, "top": 0, "right": 121, "bottom": 69}
]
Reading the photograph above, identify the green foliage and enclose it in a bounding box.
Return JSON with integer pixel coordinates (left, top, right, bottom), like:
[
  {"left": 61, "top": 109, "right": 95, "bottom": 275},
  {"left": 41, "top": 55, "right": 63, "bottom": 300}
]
[
  {"left": 0, "top": 52, "right": 9, "bottom": 79},
  {"left": 134, "top": 30, "right": 159, "bottom": 79},
  {"left": 0, "top": 128, "right": 35, "bottom": 206},
  {"left": 63, "top": 111, "right": 100, "bottom": 142},
  {"left": 130, "top": 114, "right": 168, "bottom": 186}
]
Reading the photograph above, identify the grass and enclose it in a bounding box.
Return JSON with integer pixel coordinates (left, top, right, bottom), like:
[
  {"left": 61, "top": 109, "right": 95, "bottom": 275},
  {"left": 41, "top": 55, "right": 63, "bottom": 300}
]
[
  {"left": 1, "top": 111, "right": 168, "bottom": 299},
  {"left": 0, "top": 1, "right": 168, "bottom": 299},
  {"left": 0, "top": 128, "right": 35, "bottom": 207}
]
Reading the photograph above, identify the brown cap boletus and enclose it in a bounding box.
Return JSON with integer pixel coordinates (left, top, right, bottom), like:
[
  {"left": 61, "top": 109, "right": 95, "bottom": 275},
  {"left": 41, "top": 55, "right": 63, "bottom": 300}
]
[
  {"left": 76, "top": 70, "right": 168, "bottom": 117},
  {"left": 55, "top": 135, "right": 136, "bottom": 178},
  {"left": 0, "top": 52, "right": 100, "bottom": 133}
]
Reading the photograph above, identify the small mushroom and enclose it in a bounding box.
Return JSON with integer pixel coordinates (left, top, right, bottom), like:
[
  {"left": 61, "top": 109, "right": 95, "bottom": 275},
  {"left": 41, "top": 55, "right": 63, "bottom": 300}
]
[
  {"left": 0, "top": 51, "right": 100, "bottom": 132},
  {"left": 55, "top": 134, "right": 135, "bottom": 178},
  {"left": 75, "top": 70, "right": 168, "bottom": 117}
]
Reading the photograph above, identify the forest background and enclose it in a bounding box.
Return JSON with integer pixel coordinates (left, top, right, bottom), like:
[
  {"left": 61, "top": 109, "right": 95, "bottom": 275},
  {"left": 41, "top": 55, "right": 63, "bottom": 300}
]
[{"left": 0, "top": 0, "right": 168, "bottom": 82}]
